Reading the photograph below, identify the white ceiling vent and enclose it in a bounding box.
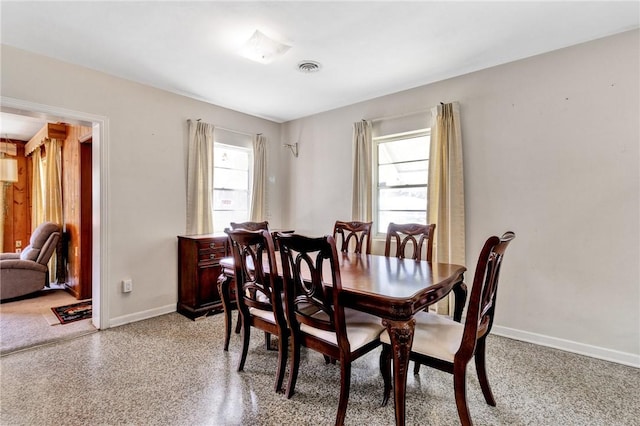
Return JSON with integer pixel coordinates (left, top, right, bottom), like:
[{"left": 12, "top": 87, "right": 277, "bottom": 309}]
[{"left": 297, "top": 61, "right": 321, "bottom": 73}]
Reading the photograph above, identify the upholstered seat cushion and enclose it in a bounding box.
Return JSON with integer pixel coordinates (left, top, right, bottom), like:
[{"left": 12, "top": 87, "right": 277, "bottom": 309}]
[
  {"left": 380, "top": 311, "right": 463, "bottom": 362},
  {"left": 300, "top": 308, "right": 385, "bottom": 351},
  {"left": 249, "top": 307, "right": 276, "bottom": 323}
]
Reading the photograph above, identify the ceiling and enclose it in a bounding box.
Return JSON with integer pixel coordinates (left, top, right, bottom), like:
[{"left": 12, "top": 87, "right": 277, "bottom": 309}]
[{"left": 1, "top": 1, "right": 638, "bottom": 140}]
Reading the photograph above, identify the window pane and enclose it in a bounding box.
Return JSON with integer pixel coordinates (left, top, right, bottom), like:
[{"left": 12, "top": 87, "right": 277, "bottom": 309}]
[
  {"left": 378, "top": 135, "right": 429, "bottom": 165},
  {"left": 378, "top": 161, "right": 428, "bottom": 187},
  {"left": 378, "top": 211, "right": 427, "bottom": 235},
  {"left": 214, "top": 168, "right": 248, "bottom": 190},
  {"left": 214, "top": 210, "right": 249, "bottom": 232},
  {"left": 378, "top": 187, "right": 427, "bottom": 211},
  {"left": 214, "top": 145, "right": 249, "bottom": 170},
  {"left": 214, "top": 189, "right": 249, "bottom": 211}
]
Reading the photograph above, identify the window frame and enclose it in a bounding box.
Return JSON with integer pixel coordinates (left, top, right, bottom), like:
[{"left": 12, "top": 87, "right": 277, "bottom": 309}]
[{"left": 372, "top": 128, "right": 431, "bottom": 239}]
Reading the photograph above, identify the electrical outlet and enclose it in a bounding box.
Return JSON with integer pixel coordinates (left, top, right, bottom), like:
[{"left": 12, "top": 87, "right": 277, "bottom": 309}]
[
  {"left": 122, "top": 279, "right": 133, "bottom": 293},
  {"left": 15, "top": 240, "right": 22, "bottom": 248}
]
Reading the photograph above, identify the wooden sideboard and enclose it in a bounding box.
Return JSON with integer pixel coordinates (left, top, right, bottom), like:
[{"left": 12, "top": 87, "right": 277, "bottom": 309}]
[{"left": 177, "top": 233, "right": 229, "bottom": 320}]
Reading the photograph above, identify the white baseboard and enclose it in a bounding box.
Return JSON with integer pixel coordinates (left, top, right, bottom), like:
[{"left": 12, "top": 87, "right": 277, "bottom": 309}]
[
  {"left": 109, "top": 304, "right": 176, "bottom": 328},
  {"left": 493, "top": 325, "right": 640, "bottom": 368}
]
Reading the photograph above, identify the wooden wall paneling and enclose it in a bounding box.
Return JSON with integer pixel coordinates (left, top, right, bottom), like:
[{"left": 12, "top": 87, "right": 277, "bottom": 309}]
[{"left": 1, "top": 141, "right": 31, "bottom": 254}]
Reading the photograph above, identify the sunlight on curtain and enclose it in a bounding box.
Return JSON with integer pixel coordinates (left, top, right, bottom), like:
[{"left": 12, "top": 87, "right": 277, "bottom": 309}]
[
  {"left": 352, "top": 120, "right": 373, "bottom": 221},
  {"left": 186, "top": 120, "right": 214, "bottom": 235},
  {"left": 428, "top": 102, "right": 466, "bottom": 315},
  {"left": 250, "top": 134, "right": 266, "bottom": 221},
  {"left": 31, "top": 147, "right": 44, "bottom": 228}
]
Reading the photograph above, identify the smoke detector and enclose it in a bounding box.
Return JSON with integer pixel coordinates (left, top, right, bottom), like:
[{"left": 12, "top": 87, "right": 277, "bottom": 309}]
[{"left": 297, "top": 61, "right": 321, "bottom": 73}]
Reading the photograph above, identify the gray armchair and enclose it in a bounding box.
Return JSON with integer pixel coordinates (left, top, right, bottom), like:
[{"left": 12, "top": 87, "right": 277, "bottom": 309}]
[{"left": 0, "top": 222, "right": 61, "bottom": 301}]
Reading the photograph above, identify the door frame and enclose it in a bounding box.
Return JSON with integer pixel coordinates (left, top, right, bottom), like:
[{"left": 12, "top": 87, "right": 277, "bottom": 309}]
[{"left": 1, "top": 96, "right": 109, "bottom": 329}]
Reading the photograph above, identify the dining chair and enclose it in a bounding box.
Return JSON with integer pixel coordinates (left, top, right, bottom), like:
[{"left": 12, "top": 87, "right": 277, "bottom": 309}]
[
  {"left": 221, "top": 221, "right": 271, "bottom": 348},
  {"left": 384, "top": 222, "right": 436, "bottom": 261},
  {"left": 230, "top": 220, "right": 270, "bottom": 231},
  {"left": 379, "top": 231, "right": 515, "bottom": 426},
  {"left": 225, "top": 228, "right": 289, "bottom": 393},
  {"left": 332, "top": 220, "right": 373, "bottom": 255},
  {"left": 276, "top": 232, "right": 385, "bottom": 425}
]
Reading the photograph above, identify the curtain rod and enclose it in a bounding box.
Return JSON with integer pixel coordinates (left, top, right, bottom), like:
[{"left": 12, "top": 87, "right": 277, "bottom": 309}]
[
  {"left": 366, "top": 105, "right": 439, "bottom": 123},
  {"left": 189, "top": 119, "right": 260, "bottom": 137}
]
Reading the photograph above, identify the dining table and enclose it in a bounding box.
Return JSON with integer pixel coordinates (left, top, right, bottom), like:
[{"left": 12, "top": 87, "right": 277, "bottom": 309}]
[{"left": 218, "top": 251, "right": 467, "bottom": 426}]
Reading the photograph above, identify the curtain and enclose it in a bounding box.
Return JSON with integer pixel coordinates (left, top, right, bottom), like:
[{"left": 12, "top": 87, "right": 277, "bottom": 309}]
[
  {"left": 186, "top": 120, "right": 214, "bottom": 235},
  {"left": 250, "top": 134, "right": 266, "bottom": 221},
  {"left": 428, "top": 102, "right": 466, "bottom": 315},
  {"left": 29, "top": 140, "right": 63, "bottom": 282},
  {"left": 351, "top": 120, "right": 373, "bottom": 221}
]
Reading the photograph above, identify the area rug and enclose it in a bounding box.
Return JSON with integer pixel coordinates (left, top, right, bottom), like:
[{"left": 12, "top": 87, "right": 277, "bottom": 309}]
[{"left": 51, "top": 300, "right": 92, "bottom": 324}]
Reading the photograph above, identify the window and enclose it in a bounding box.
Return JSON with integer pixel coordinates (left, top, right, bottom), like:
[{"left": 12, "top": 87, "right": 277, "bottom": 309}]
[
  {"left": 373, "top": 129, "right": 430, "bottom": 237},
  {"left": 213, "top": 143, "right": 252, "bottom": 233}
]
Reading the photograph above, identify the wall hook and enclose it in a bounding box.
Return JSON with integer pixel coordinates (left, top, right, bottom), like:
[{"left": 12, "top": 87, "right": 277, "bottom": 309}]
[{"left": 283, "top": 142, "right": 298, "bottom": 158}]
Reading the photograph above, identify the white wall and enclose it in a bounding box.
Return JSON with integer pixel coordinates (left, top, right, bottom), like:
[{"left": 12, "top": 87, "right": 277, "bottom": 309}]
[
  {"left": 281, "top": 30, "right": 639, "bottom": 364},
  {"left": 1, "top": 45, "right": 287, "bottom": 324}
]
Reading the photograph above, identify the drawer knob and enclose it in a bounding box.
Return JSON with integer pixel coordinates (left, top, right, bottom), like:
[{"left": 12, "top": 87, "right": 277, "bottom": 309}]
[
  {"left": 209, "top": 254, "right": 215, "bottom": 259},
  {"left": 209, "top": 243, "right": 215, "bottom": 249}
]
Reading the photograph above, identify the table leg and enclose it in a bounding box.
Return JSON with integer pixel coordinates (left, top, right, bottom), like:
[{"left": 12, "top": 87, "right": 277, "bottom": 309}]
[
  {"left": 217, "top": 273, "right": 234, "bottom": 351},
  {"left": 452, "top": 281, "right": 468, "bottom": 323},
  {"left": 382, "top": 317, "right": 416, "bottom": 426}
]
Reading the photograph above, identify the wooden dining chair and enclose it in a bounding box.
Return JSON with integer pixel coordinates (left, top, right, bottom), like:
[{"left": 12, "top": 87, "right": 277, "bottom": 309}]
[
  {"left": 276, "top": 233, "right": 385, "bottom": 425},
  {"left": 225, "top": 228, "right": 289, "bottom": 393},
  {"left": 230, "top": 220, "right": 269, "bottom": 231},
  {"left": 332, "top": 220, "right": 372, "bottom": 255},
  {"left": 384, "top": 222, "right": 436, "bottom": 261},
  {"left": 220, "top": 221, "right": 271, "bottom": 350},
  {"left": 379, "top": 231, "right": 515, "bottom": 426}
]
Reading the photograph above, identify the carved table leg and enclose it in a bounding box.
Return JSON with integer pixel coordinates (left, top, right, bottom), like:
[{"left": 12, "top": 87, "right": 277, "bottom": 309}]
[
  {"left": 452, "top": 280, "right": 468, "bottom": 323},
  {"left": 382, "top": 317, "right": 416, "bottom": 426},
  {"left": 218, "top": 273, "right": 233, "bottom": 351}
]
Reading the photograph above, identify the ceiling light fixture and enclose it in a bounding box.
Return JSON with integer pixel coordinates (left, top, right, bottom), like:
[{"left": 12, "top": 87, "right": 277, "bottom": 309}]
[
  {"left": 240, "top": 30, "right": 291, "bottom": 64},
  {"left": 298, "top": 60, "right": 321, "bottom": 73}
]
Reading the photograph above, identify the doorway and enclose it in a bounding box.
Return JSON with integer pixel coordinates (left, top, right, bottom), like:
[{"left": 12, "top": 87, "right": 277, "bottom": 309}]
[{"left": 1, "top": 96, "right": 107, "bottom": 330}]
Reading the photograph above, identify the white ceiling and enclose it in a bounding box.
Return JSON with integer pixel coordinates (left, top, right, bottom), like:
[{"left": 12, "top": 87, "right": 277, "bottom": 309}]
[{"left": 1, "top": 1, "right": 638, "bottom": 140}]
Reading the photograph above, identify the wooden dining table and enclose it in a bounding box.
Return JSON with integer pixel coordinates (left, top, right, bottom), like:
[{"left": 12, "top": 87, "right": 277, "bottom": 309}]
[{"left": 218, "top": 252, "right": 467, "bottom": 426}]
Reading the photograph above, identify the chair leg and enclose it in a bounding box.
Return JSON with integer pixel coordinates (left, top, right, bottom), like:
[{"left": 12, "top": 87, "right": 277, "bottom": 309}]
[
  {"left": 265, "top": 332, "right": 272, "bottom": 350},
  {"left": 237, "top": 316, "right": 251, "bottom": 372},
  {"left": 286, "top": 338, "right": 301, "bottom": 399},
  {"left": 379, "top": 344, "right": 392, "bottom": 407},
  {"left": 413, "top": 360, "right": 421, "bottom": 375},
  {"left": 336, "top": 360, "right": 351, "bottom": 426},
  {"left": 235, "top": 311, "right": 242, "bottom": 334},
  {"left": 274, "top": 334, "right": 287, "bottom": 393},
  {"left": 453, "top": 362, "right": 473, "bottom": 426},
  {"left": 475, "top": 338, "right": 496, "bottom": 406}
]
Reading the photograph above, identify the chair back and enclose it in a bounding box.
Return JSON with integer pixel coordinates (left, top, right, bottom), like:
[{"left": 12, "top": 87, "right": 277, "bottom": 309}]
[
  {"left": 225, "top": 229, "right": 285, "bottom": 326},
  {"left": 230, "top": 221, "right": 269, "bottom": 231},
  {"left": 332, "top": 220, "right": 372, "bottom": 255},
  {"left": 384, "top": 222, "right": 435, "bottom": 261},
  {"left": 459, "top": 231, "right": 515, "bottom": 360},
  {"left": 20, "top": 222, "right": 61, "bottom": 265},
  {"left": 276, "top": 233, "right": 349, "bottom": 352}
]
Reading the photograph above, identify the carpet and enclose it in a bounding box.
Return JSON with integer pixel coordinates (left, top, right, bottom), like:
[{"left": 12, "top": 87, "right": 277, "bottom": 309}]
[{"left": 51, "top": 300, "right": 92, "bottom": 324}]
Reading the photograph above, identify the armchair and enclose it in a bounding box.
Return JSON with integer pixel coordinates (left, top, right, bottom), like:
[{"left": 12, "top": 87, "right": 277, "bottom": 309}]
[{"left": 0, "top": 222, "right": 61, "bottom": 301}]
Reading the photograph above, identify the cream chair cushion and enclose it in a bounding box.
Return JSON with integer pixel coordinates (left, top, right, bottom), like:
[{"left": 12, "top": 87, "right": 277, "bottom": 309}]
[
  {"left": 300, "top": 308, "right": 385, "bottom": 351},
  {"left": 379, "top": 311, "right": 463, "bottom": 363}
]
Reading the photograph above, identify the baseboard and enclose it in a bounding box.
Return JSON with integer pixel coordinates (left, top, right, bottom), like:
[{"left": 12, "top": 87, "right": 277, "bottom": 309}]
[
  {"left": 493, "top": 325, "right": 640, "bottom": 368},
  {"left": 109, "top": 304, "right": 176, "bottom": 328}
]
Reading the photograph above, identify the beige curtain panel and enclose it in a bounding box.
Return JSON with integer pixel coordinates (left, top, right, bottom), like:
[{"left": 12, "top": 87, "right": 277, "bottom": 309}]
[
  {"left": 427, "top": 102, "right": 466, "bottom": 315},
  {"left": 351, "top": 120, "right": 373, "bottom": 222},
  {"left": 29, "top": 139, "right": 63, "bottom": 282},
  {"left": 250, "top": 134, "right": 266, "bottom": 221},
  {"left": 186, "top": 120, "right": 214, "bottom": 235}
]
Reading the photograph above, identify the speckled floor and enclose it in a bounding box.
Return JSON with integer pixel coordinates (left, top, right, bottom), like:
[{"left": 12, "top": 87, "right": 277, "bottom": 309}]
[{"left": 1, "top": 312, "right": 638, "bottom": 425}]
